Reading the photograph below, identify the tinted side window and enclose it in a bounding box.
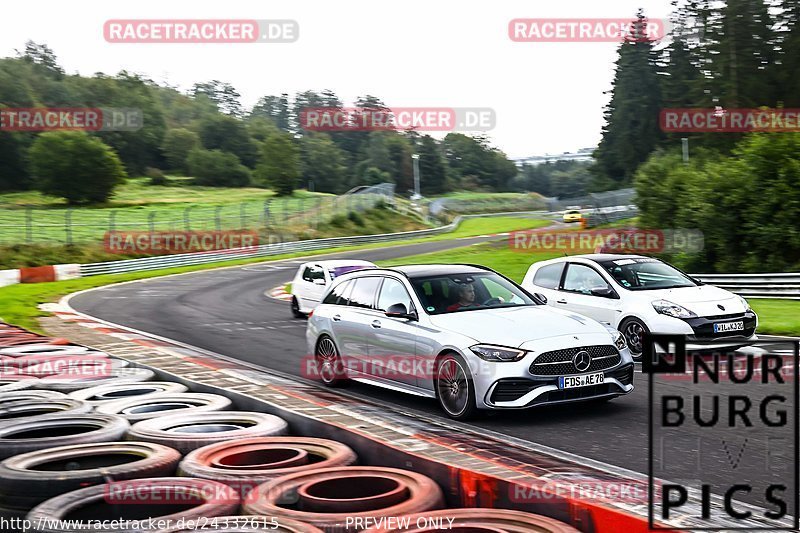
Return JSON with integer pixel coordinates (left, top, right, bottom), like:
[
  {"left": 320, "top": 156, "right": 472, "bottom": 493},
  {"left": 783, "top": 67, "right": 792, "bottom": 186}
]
[
  {"left": 348, "top": 277, "right": 382, "bottom": 309},
  {"left": 533, "top": 263, "right": 564, "bottom": 289},
  {"left": 562, "top": 264, "right": 607, "bottom": 295},
  {"left": 377, "top": 278, "right": 414, "bottom": 312},
  {"left": 322, "top": 280, "right": 353, "bottom": 305},
  {"left": 301, "top": 266, "right": 313, "bottom": 282}
]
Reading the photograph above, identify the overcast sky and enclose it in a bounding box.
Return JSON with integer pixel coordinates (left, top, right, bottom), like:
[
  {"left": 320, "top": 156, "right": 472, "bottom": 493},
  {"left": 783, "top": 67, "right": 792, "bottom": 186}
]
[{"left": 2, "top": 0, "right": 673, "bottom": 158}]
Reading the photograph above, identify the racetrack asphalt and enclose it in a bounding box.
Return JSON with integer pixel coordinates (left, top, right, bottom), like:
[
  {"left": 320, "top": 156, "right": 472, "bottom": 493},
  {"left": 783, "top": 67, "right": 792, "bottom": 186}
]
[{"left": 70, "top": 234, "right": 797, "bottom": 509}]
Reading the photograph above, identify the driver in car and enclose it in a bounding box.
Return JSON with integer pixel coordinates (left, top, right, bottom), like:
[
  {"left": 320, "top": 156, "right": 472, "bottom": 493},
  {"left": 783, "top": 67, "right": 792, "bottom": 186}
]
[{"left": 446, "top": 283, "right": 477, "bottom": 312}]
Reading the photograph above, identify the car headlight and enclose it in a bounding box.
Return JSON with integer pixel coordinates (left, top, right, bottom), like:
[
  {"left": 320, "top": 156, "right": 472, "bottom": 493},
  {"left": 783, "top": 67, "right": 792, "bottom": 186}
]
[
  {"left": 737, "top": 295, "right": 751, "bottom": 311},
  {"left": 470, "top": 344, "right": 526, "bottom": 362},
  {"left": 652, "top": 299, "right": 697, "bottom": 319}
]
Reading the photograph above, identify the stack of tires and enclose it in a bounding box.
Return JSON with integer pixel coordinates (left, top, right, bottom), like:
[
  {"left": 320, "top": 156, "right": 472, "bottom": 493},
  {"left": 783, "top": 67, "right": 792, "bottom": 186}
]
[{"left": 0, "top": 323, "right": 580, "bottom": 532}]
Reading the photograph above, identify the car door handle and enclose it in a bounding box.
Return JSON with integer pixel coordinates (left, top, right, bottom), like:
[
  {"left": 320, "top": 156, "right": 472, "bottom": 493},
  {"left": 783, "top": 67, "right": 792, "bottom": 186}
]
[
  {"left": 332, "top": 314, "right": 341, "bottom": 322},
  {"left": 371, "top": 320, "right": 382, "bottom": 329},
  {"left": 556, "top": 299, "right": 567, "bottom": 304}
]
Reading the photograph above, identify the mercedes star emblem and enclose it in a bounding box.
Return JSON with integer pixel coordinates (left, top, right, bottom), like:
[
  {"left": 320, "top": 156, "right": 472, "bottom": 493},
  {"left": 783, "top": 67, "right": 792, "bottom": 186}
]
[{"left": 573, "top": 350, "right": 591, "bottom": 372}]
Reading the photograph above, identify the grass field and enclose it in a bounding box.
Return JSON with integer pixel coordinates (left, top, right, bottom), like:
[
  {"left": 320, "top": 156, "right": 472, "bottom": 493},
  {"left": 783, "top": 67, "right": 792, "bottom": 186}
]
[
  {"left": 0, "top": 178, "right": 363, "bottom": 245},
  {"left": 0, "top": 216, "right": 550, "bottom": 332},
  {"left": 378, "top": 242, "right": 800, "bottom": 336}
]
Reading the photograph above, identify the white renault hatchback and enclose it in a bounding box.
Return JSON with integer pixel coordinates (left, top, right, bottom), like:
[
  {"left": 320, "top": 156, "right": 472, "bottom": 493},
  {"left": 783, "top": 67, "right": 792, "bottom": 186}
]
[
  {"left": 290, "top": 260, "right": 376, "bottom": 317},
  {"left": 522, "top": 254, "right": 758, "bottom": 360}
]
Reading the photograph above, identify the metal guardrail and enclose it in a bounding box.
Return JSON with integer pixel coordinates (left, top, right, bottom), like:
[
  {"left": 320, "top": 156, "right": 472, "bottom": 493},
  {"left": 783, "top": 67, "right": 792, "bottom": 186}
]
[
  {"left": 691, "top": 273, "right": 800, "bottom": 299},
  {"left": 79, "top": 211, "right": 547, "bottom": 277}
]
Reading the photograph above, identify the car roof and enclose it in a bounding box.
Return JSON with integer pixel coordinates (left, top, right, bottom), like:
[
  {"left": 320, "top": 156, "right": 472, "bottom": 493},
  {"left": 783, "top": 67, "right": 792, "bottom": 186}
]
[
  {"left": 387, "top": 264, "right": 492, "bottom": 278},
  {"left": 305, "top": 259, "right": 376, "bottom": 268}
]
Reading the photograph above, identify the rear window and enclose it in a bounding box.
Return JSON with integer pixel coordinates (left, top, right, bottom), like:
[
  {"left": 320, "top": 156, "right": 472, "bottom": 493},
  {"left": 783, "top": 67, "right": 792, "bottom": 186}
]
[
  {"left": 322, "top": 280, "right": 353, "bottom": 306},
  {"left": 532, "top": 263, "right": 564, "bottom": 289}
]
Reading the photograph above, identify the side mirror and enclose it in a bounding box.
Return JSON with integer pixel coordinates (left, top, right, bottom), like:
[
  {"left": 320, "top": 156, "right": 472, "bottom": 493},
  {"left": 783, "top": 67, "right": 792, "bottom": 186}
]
[
  {"left": 533, "top": 292, "right": 547, "bottom": 305},
  {"left": 590, "top": 286, "right": 616, "bottom": 298},
  {"left": 313, "top": 278, "right": 326, "bottom": 286},
  {"left": 386, "top": 303, "right": 417, "bottom": 320}
]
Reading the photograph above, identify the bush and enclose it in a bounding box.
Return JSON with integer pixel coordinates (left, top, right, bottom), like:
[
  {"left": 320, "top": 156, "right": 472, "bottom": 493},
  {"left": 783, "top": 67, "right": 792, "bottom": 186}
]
[
  {"left": 145, "top": 167, "right": 169, "bottom": 186},
  {"left": 187, "top": 148, "right": 251, "bottom": 187},
  {"left": 347, "top": 210, "right": 365, "bottom": 226},
  {"left": 29, "top": 131, "right": 126, "bottom": 204}
]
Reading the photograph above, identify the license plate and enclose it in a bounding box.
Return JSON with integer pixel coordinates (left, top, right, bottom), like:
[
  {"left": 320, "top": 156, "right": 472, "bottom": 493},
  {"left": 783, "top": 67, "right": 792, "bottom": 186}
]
[
  {"left": 559, "top": 372, "right": 605, "bottom": 389},
  {"left": 714, "top": 321, "right": 744, "bottom": 333}
]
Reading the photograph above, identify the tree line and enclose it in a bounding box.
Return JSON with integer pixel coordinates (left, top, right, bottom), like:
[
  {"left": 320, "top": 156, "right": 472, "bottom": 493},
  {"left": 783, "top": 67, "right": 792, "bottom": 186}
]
[
  {"left": 0, "top": 43, "right": 518, "bottom": 204},
  {"left": 594, "top": 1, "right": 800, "bottom": 272}
]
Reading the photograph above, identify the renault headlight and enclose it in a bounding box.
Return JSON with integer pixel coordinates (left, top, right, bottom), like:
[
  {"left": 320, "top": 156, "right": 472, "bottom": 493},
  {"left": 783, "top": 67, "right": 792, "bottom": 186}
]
[
  {"left": 470, "top": 344, "right": 526, "bottom": 362},
  {"left": 737, "top": 295, "right": 751, "bottom": 311},
  {"left": 652, "top": 299, "right": 697, "bottom": 319}
]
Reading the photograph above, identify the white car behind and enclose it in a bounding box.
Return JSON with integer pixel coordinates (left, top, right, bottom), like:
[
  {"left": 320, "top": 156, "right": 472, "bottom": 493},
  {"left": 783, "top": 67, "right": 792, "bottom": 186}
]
[
  {"left": 522, "top": 254, "right": 757, "bottom": 359},
  {"left": 290, "top": 260, "right": 376, "bottom": 317}
]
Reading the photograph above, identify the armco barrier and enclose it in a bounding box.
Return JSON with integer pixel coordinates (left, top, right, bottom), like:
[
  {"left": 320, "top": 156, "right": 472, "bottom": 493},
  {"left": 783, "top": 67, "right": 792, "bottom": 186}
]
[{"left": 692, "top": 272, "right": 800, "bottom": 299}]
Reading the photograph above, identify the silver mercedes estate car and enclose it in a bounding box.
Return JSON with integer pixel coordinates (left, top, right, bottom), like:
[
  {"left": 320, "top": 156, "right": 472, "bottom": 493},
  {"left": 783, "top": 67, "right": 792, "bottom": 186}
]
[{"left": 306, "top": 264, "right": 634, "bottom": 419}]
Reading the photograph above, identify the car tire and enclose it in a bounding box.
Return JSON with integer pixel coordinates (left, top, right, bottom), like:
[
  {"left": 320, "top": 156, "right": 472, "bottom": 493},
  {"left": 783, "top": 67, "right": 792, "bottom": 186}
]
[
  {"left": 0, "top": 413, "right": 130, "bottom": 460},
  {"left": 435, "top": 353, "right": 478, "bottom": 421},
  {"left": 0, "top": 441, "right": 181, "bottom": 516},
  {"left": 178, "top": 437, "right": 357, "bottom": 494},
  {"left": 291, "top": 297, "right": 305, "bottom": 319},
  {"left": 314, "top": 336, "right": 348, "bottom": 387},
  {"left": 0, "top": 377, "right": 38, "bottom": 393},
  {"left": 96, "top": 392, "right": 232, "bottom": 422},
  {"left": 127, "top": 411, "right": 289, "bottom": 454},
  {"left": 69, "top": 381, "right": 189, "bottom": 406},
  {"left": 34, "top": 367, "right": 155, "bottom": 392},
  {"left": 0, "top": 398, "right": 92, "bottom": 422},
  {"left": 26, "top": 477, "right": 239, "bottom": 533},
  {"left": 619, "top": 317, "right": 649, "bottom": 361}
]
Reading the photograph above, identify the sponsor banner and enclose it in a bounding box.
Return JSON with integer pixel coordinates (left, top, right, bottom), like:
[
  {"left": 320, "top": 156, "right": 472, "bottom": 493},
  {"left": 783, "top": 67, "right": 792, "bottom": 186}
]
[
  {"left": 509, "top": 229, "right": 704, "bottom": 254},
  {"left": 661, "top": 108, "right": 800, "bottom": 132},
  {"left": 299, "top": 107, "right": 495, "bottom": 132},
  {"left": 104, "top": 19, "right": 299, "bottom": 43},
  {"left": 103, "top": 230, "right": 259, "bottom": 255},
  {"left": 0, "top": 108, "right": 142, "bottom": 131},
  {"left": 509, "top": 18, "right": 668, "bottom": 42}
]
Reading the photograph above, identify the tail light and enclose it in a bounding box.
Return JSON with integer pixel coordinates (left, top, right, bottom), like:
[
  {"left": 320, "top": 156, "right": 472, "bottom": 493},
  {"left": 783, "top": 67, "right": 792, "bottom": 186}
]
[{"left": 308, "top": 310, "right": 314, "bottom": 318}]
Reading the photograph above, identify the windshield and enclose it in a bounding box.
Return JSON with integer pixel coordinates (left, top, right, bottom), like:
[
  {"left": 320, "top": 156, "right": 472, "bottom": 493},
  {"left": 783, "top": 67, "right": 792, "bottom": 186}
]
[
  {"left": 598, "top": 258, "right": 697, "bottom": 291},
  {"left": 409, "top": 272, "right": 537, "bottom": 315}
]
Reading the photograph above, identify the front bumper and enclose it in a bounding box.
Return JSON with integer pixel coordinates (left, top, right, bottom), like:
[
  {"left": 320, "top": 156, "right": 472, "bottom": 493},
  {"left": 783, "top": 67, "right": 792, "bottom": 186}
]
[
  {"left": 482, "top": 363, "right": 634, "bottom": 409},
  {"left": 681, "top": 310, "right": 758, "bottom": 341}
]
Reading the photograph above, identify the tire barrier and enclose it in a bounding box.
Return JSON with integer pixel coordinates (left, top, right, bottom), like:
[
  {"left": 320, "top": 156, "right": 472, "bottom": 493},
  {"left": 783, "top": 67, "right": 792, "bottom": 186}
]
[
  {"left": 0, "top": 441, "right": 181, "bottom": 517},
  {"left": 0, "top": 377, "right": 39, "bottom": 392},
  {"left": 69, "top": 381, "right": 189, "bottom": 405},
  {"left": 128, "top": 412, "right": 289, "bottom": 454},
  {"left": 27, "top": 477, "right": 241, "bottom": 533},
  {"left": 96, "top": 392, "right": 233, "bottom": 422},
  {"left": 0, "top": 391, "right": 67, "bottom": 404},
  {"left": 0, "top": 344, "right": 96, "bottom": 358},
  {"left": 34, "top": 367, "right": 156, "bottom": 392},
  {"left": 156, "top": 516, "right": 325, "bottom": 532},
  {"left": 361, "top": 508, "right": 582, "bottom": 532},
  {"left": 0, "top": 413, "right": 130, "bottom": 459},
  {"left": 179, "top": 437, "right": 357, "bottom": 495},
  {"left": 242, "top": 467, "right": 445, "bottom": 532},
  {"left": 0, "top": 398, "right": 92, "bottom": 422}
]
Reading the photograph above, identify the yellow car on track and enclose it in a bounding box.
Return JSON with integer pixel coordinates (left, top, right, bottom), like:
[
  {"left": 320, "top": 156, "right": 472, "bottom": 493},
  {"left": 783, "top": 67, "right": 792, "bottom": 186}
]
[{"left": 562, "top": 209, "right": 582, "bottom": 223}]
